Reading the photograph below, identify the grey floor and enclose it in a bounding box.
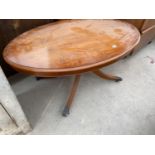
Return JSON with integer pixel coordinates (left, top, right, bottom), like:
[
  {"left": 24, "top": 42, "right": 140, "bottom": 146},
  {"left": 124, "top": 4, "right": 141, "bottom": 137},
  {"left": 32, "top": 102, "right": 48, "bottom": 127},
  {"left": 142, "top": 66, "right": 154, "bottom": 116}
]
[{"left": 10, "top": 40, "right": 155, "bottom": 135}]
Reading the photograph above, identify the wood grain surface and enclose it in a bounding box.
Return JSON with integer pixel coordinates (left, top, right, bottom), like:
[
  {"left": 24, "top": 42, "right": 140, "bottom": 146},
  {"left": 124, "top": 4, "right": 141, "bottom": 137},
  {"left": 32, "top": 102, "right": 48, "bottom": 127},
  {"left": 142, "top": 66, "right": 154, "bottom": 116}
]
[{"left": 3, "top": 20, "right": 140, "bottom": 77}]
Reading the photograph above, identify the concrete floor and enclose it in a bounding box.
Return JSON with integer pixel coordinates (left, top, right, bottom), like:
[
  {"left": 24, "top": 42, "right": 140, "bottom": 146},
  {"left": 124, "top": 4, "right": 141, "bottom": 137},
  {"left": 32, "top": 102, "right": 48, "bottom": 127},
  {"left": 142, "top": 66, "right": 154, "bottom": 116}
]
[{"left": 9, "top": 40, "right": 155, "bottom": 134}]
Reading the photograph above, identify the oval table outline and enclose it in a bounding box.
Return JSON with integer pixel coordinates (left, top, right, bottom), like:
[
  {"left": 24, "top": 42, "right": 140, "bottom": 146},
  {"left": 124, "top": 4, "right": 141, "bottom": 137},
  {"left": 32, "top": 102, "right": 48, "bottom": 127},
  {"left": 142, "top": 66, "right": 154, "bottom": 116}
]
[{"left": 3, "top": 20, "right": 141, "bottom": 116}]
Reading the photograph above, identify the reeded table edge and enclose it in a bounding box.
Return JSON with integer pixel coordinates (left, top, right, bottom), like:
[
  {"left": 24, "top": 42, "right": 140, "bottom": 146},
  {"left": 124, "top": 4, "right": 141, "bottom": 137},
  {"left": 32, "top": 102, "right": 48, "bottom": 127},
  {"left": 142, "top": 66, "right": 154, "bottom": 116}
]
[{"left": 3, "top": 20, "right": 141, "bottom": 77}]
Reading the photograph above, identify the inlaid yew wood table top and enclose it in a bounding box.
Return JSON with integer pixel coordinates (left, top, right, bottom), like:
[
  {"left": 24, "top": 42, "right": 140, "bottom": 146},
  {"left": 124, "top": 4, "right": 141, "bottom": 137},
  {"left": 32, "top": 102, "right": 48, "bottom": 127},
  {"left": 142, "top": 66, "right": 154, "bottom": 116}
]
[{"left": 3, "top": 20, "right": 140, "bottom": 116}]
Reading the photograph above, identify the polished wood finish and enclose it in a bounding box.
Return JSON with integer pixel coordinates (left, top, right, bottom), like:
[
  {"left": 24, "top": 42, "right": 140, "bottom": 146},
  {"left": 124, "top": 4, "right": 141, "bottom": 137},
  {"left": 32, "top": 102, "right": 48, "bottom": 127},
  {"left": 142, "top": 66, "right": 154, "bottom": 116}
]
[
  {"left": 3, "top": 20, "right": 140, "bottom": 116},
  {"left": 134, "top": 25, "right": 155, "bottom": 51},
  {"left": 0, "top": 19, "right": 56, "bottom": 77},
  {"left": 93, "top": 70, "right": 122, "bottom": 82},
  {"left": 122, "top": 19, "right": 145, "bottom": 31},
  {"left": 122, "top": 19, "right": 155, "bottom": 54},
  {"left": 3, "top": 20, "right": 140, "bottom": 77},
  {"left": 62, "top": 75, "right": 81, "bottom": 116},
  {"left": 141, "top": 19, "right": 155, "bottom": 31}
]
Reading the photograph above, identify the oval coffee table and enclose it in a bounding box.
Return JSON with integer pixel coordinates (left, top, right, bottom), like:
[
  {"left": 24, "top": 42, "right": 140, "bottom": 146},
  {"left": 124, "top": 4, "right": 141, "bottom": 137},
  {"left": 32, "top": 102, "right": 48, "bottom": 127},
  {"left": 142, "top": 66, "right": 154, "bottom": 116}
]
[{"left": 3, "top": 20, "right": 140, "bottom": 116}]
